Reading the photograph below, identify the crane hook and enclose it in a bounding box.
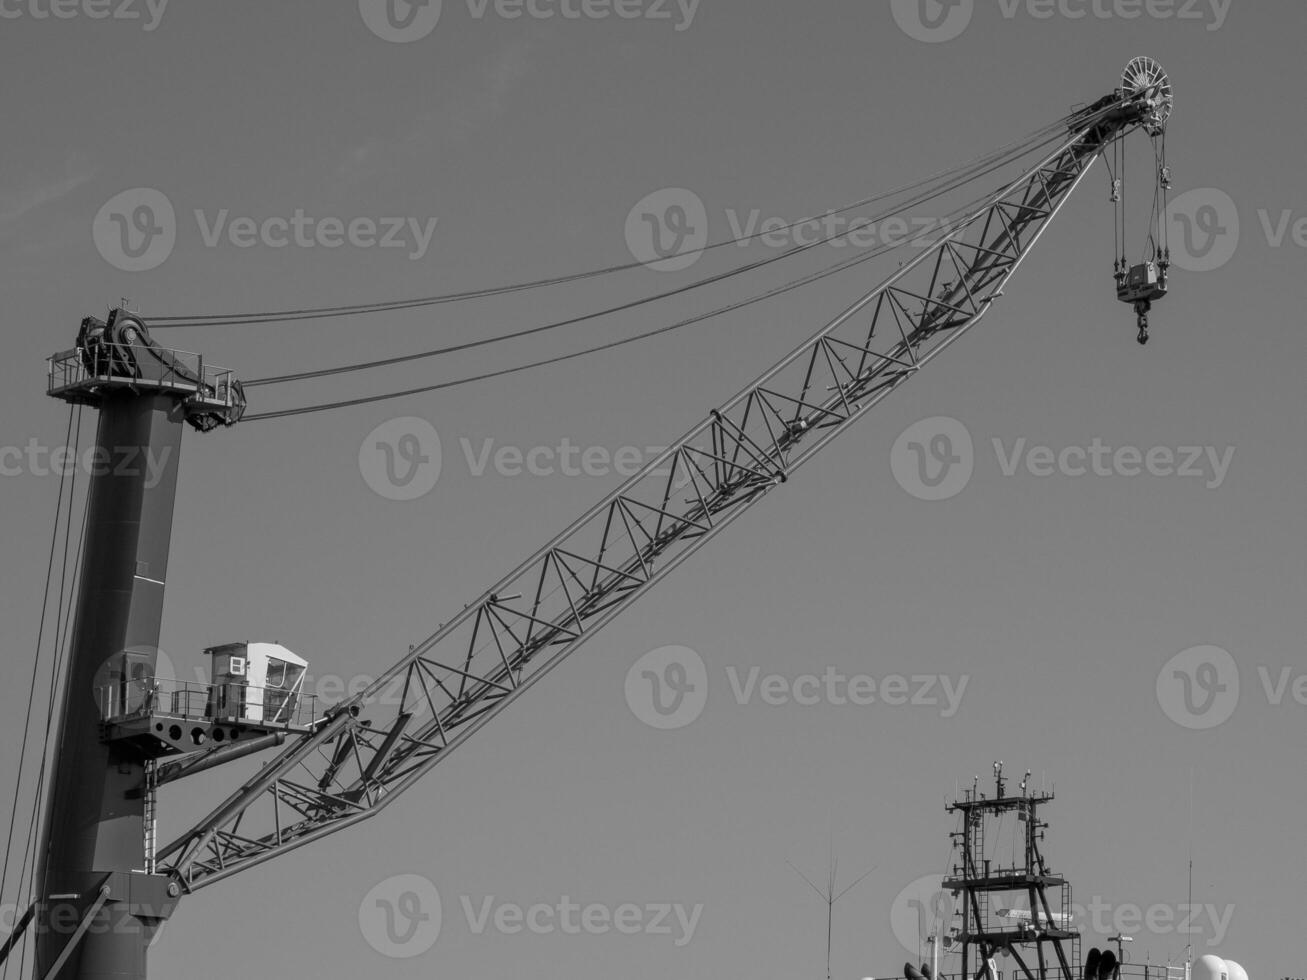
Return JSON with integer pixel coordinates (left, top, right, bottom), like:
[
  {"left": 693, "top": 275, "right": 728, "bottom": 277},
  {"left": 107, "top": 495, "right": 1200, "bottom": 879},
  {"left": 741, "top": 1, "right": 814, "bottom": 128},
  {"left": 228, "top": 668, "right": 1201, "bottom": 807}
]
[{"left": 1134, "top": 300, "right": 1151, "bottom": 345}]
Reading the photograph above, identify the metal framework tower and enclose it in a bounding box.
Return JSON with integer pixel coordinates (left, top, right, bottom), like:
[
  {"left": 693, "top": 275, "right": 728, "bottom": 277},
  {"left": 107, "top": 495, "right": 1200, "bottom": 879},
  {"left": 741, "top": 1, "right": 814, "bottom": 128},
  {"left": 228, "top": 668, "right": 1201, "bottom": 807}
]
[
  {"left": 31, "top": 311, "right": 243, "bottom": 980},
  {"left": 944, "top": 764, "right": 1080, "bottom": 980}
]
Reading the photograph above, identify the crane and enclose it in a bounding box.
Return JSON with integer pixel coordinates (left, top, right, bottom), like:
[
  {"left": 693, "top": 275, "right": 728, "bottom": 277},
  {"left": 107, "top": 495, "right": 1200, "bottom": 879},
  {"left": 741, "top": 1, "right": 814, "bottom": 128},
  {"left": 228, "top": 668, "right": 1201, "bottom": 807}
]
[{"left": 10, "top": 60, "right": 1174, "bottom": 980}]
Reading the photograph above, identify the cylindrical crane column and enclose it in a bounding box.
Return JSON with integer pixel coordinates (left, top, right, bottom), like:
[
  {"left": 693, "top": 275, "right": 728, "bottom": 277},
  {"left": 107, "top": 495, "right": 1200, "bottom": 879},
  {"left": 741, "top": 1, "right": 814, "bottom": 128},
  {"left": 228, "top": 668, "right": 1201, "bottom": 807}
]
[
  {"left": 34, "top": 311, "right": 245, "bottom": 980},
  {"left": 33, "top": 392, "right": 184, "bottom": 980}
]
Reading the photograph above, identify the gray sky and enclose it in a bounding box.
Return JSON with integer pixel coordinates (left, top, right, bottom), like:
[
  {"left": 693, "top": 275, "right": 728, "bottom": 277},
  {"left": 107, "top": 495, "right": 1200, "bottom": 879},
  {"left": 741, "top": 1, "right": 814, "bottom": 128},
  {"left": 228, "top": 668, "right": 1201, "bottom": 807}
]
[{"left": 1, "top": 2, "right": 1305, "bottom": 979}]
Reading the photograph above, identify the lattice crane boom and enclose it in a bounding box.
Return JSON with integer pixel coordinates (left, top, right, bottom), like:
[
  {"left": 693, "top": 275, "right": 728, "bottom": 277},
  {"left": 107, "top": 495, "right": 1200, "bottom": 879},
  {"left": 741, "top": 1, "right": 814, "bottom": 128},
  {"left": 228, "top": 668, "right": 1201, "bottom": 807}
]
[
  {"left": 19, "top": 62, "right": 1173, "bottom": 980},
  {"left": 157, "top": 78, "right": 1172, "bottom": 892}
]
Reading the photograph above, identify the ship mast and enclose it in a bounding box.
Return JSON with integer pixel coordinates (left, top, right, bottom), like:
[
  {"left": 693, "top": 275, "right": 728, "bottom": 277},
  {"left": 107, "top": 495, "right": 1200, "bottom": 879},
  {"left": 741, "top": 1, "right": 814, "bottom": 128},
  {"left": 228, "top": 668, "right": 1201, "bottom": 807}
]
[{"left": 945, "top": 763, "right": 1079, "bottom": 980}]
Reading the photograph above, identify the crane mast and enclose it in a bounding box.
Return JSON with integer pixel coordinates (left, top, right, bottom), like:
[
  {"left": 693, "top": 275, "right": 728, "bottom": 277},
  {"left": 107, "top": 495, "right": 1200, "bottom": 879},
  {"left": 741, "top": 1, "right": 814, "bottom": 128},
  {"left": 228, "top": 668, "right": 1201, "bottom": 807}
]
[{"left": 17, "top": 63, "right": 1173, "bottom": 980}]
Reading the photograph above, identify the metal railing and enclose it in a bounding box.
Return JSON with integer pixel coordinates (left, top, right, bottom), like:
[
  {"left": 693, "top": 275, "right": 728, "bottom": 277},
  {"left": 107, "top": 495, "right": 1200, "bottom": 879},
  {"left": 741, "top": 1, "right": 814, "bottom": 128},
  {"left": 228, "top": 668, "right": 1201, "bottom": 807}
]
[
  {"left": 1117, "top": 965, "right": 1188, "bottom": 980},
  {"left": 97, "top": 677, "right": 324, "bottom": 730},
  {"left": 867, "top": 965, "right": 1188, "bottom": 980},
  {"left": 47, "top": 344, "right": 240, "bottom": 411}
]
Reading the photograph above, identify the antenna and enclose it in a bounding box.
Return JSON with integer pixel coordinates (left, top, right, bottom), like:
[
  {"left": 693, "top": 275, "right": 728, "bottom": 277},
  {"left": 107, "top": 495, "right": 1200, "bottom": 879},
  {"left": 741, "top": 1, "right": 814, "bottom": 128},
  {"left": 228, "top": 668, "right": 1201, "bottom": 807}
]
[
  {"left": 1187, "top": 767, "right": 1195, "bottom": 970},
  {"left": 788, "top": 836, "right": 875, "bottom": 980}
]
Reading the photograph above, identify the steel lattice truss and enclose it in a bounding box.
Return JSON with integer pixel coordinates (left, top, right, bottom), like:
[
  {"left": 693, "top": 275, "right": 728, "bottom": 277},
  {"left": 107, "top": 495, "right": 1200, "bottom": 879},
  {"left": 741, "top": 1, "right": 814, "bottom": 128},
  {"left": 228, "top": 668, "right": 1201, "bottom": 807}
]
[{"left": 160, "top": 93, "right": 1149, "bottom": 891}]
